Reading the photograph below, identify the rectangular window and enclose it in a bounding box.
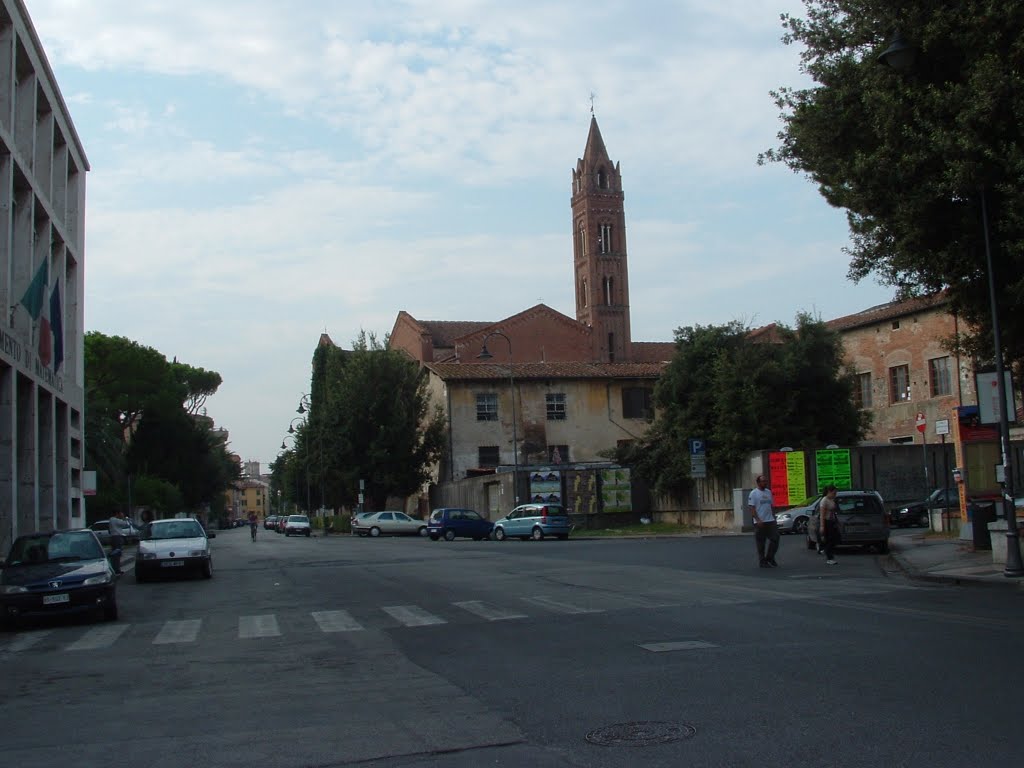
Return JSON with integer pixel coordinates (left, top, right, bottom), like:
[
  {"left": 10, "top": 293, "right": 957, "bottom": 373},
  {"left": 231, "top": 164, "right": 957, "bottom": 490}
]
[
  {"left": 546, "top": 393, "right": 567, "bottom": 420},
  {"left": 548, "top": 445, "right": 569, "bottom": 463},
  {"left": 476, "top": 393, "right": 498, "bottom": 421},
  {"left": 622, "top": 387, "right": 653, "bottom": 419},
  {"left": 599, "top": 223, "right": 612, "bottom": 254},
  {"left": 929, "top": 356, "right": 952, "bottom": 396},
  {"left": 854, "top": 372, "right": 872, "bottom": 409},
  {"left": 888, "top": 365, "right": 910, "bottom": 404},
  {"left": 478, "top": 446, "right": 499, "bottom": 468}
]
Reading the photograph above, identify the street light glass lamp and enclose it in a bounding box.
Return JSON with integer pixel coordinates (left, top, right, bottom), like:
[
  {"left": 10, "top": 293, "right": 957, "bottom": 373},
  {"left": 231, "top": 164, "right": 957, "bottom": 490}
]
[{"left": 877, "top": 31, "right": 917, "bottom": 71}]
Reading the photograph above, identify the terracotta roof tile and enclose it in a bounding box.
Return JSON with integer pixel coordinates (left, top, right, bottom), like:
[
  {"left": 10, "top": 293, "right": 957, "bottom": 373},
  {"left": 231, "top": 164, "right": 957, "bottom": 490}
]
[{"left": 826, "top": 292, "right": 948, "bottom": 332}]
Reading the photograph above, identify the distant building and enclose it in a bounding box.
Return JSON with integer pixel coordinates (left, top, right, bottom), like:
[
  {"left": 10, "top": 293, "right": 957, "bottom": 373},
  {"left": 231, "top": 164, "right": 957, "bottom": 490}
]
[{"left": 0, "top": 0, "right": 89, "bottom": 553}]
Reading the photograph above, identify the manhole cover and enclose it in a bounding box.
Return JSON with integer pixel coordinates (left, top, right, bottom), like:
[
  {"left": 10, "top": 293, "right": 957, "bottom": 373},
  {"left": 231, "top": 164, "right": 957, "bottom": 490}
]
[{"left": 585, "top": 721, "right": 696, "bottom": 747}]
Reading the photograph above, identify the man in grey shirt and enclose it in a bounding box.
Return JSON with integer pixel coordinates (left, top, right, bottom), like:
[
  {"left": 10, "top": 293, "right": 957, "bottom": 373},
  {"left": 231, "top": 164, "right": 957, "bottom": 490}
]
[
  {"left": 748, "top": 474, "right": 779, "bottom": 568},
  {"left": 108, "top": 510, "right": 130, "bottom": 574}
]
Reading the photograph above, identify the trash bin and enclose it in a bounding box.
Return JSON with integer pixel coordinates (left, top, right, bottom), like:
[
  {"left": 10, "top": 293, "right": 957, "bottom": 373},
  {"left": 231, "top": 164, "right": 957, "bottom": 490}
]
[{"left": 970, "top": 501, "right": 996, "bottom": 550}]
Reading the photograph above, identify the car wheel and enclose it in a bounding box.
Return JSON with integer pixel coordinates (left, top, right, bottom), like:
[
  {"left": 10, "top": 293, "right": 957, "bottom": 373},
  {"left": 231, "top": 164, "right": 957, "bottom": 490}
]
[
  {"left": 369, "top": 527, "right": 381, "bottom": 538},
  {"left": 531, "top": 527, "right": 545, "bottom": 541},
  {"left": 793, "top": 517, "right": 808, "bottom": 535},
  {"left": 103, "top": 596, "right": 119, "bottom": 622},
  {"left": 919, "top": 513, "right": 929, "bottom": 527},
  {"left": 494, "top": 527, "right": 506, "bottom": 541},
  {"left": 417, "top": 526, "right": 427, "bottom": 537},
  {"left": 202, "top": 558, "right": 213, "bottom": 579},
  {"left": 444, "top": 529, "right": 456, "bottom": 541}
]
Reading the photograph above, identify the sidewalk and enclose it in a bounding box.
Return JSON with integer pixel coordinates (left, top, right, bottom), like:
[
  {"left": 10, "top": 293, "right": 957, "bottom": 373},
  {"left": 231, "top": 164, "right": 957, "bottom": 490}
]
[{"left": 888, "top": 532, "right": 1024, "bottom": 590}]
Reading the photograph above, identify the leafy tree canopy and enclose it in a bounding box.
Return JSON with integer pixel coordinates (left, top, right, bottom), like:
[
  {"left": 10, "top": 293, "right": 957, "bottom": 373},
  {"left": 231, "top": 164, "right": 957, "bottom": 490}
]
[
  {"left": 760, "top": 0, "right": 1024, "bottom": 380},
  {"left": 620, "top": 315, "right": 868, "bottom": 498}
]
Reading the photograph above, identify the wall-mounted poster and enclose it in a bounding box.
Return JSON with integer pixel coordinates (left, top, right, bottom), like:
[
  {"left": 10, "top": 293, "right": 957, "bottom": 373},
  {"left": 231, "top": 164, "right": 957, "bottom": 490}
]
[
  {"left": 566, "top": 470, "right": 597, "bottom": 515},
  {"left": 600, "top": 467, "right": 632, "bottom": 513},
  {"left": 815, "top": 448, "right": 852, "bottom": 491},
  {"left": 767, "top": 451, "right": 806, "bottom": 506},
  {"left": 529, "top": 469, "right": 562, "bottom": 503}
]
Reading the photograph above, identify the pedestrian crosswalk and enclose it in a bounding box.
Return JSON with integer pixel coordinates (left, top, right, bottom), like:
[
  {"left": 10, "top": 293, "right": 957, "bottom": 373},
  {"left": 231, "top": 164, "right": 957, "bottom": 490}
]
[{"left": 0, "top": 577, "right": 917, "bottom": 655}]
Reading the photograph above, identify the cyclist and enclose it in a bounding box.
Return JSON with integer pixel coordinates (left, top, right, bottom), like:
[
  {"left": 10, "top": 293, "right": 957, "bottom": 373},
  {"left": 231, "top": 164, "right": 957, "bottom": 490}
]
[{"left": 248, "top": 510, "right": 258, "bottom": 541}]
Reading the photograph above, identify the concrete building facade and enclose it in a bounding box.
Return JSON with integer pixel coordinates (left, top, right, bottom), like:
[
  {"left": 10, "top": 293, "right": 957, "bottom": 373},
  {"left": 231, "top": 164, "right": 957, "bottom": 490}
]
[{"left": 0, "top": 0, "right": 88, "bottom": 554}]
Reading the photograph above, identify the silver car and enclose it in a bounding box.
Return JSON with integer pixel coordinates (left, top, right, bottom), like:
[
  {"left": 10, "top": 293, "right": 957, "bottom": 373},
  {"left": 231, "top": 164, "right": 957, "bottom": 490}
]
[
  {"left": 805, "top": 490, "right": 890, "bottom": 553},
  {"left": 135, "top": 518, "right": 215, "bottom": 582},
  {"left": 775, "top": 499, "right": 817, "bottom": 534}
]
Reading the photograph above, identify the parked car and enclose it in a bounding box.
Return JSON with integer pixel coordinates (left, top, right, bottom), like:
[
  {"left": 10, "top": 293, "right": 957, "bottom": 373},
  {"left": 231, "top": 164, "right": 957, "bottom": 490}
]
[
  {"left": 283, "top": 514, "right": 312, "bottom": 537},
  {"left": 276, "top": 516, "right": 289, "bottom": 533},
  {"left": 805, "top": 490, "right": 890, "bottom": 553},
  {"left": 492, "top": 503, "right": 572, "bottom": 541},
  {"left": 427, "top": 508, "right": 494, "bottom": 541},
  {"left": 89, "top": 519, "right": 142, "bottom": 546},
  {"left": 264, "top": 515, "right": 279, "bottom": 530},
  {"left": 135, "top": 518, "right": 214, "bottom": 582},
  {"left": 892, "top": 488, "right": 960, "bottom": 528},
  {"left": 0, "top": 529, "right": 117, "bottom": 628},
  {"left": 775, "top": 499, "right": 817, "bottom": 534},
  {"left": 354, "top": 511, "right": 428, "bottom": 538},
  {"left": 350, "top": 512, "right": 374, "bottom": 535}
]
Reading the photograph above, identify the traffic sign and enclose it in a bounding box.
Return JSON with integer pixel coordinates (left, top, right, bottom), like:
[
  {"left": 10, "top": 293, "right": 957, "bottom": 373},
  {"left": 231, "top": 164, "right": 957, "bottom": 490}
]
[
  {"left": 915, "top": 412, "right": 926, "bottom": 433},
  {"left": 689, "top": 438, "right": 707, "bottom": 478}
]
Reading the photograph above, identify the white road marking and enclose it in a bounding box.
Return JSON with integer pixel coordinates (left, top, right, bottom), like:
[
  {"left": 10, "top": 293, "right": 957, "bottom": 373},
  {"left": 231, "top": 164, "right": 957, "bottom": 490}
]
[
  {"left": 521, "top": 596, "right": 604, "bottom": 614},
  {"left": 153, "top": 619, "right": 201, "bottom": 644},
  {"left": 640, "top": 640, "right": 719, "bottom": 653},
  {"left": 382, "top": 605, "right": 446, "bottom": 626},
  {"left": 239, "top": 614, "right": 281, "bottom": 638},
  {"left": 311, "top": 610, "right": 364, "bottom": 632},
  {"left": 65, "top": 624, "right": 130, "bottom": 651},
  {"left": 1, "top": 630, "right": 53, "bottom": 653},
  {"left": 454, "top": 600, "right": 527, "bottom": 621}
]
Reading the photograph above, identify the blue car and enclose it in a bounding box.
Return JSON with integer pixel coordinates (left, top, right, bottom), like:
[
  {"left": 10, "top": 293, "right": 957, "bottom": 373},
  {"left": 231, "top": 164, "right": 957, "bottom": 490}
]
[
  {"left": 0, "top": 530, "right": 118, "bottom": 628},
  {"left": 492, "top": 503, "right": 572, "bottom": 541},
  {"left": 427, "top": 508, "right": 493, "bottom": 541}
]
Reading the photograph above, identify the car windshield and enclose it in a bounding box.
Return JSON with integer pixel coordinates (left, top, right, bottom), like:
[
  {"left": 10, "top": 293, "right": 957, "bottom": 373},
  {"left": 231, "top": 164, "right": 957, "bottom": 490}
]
[
  {"left": 288, "top": 516, "right": 308, "bottom": 523},
  {"left": 5, "top": 532, "right": 104, "bottom": 565},
  {"left": 147, "top": 521, "right": 205, "bottom": 540}
]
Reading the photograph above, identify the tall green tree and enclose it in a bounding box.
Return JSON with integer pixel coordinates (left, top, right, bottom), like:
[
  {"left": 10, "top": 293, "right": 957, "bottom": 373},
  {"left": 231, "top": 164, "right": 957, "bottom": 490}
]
[
  {"left": 318, "top": 332, "right": 446, "bottom": 511},
  {"left": 760, "top": 0, "right": 1024, "bottom": 385},
  {"left": 620, "top": 316, "right": 867, "bottom": 499},
  {"left": 84, "top": 331, "right": 237, "bottom": 518}
]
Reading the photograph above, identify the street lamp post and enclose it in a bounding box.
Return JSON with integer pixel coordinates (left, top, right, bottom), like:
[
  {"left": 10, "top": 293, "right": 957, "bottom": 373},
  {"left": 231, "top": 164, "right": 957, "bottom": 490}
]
[
  {"left": 281, "top": 427, "right": 310, "bottom": 515},
  {"left": 880, "top": 33, "right": 1022, "bottom": 576},
  {"left": 298, "top": 393, "right": 326, "bottom": 517},
  {"left": 477, "top": 331, "right": 519, "bottom": 506}
]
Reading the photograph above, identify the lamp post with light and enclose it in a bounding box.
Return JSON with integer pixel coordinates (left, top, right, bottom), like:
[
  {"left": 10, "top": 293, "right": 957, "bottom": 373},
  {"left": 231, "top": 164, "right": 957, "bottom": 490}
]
[
  {"left": 281, "top": 423, "right": 310, "bottom": 514},
  {"left": 298, "top": 393, "right": 327, "bottom": 517},
  {"left": 477, "top": 331, "right": 519, "bottom": 506},
  {"left": 879, "top": 32, "right": 1023, "bottom": 576}
]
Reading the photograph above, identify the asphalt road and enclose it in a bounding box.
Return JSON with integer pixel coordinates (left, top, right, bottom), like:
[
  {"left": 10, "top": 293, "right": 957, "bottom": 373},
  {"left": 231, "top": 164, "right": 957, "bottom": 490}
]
[{"left": 1, "top": 526, "right": 1021, "bottom": 768}]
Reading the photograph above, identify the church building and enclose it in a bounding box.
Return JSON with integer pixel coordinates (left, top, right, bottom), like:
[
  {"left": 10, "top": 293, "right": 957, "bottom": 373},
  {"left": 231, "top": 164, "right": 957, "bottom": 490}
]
[{"left": 389, "top": 117, "right": 673, "bottom": 482}]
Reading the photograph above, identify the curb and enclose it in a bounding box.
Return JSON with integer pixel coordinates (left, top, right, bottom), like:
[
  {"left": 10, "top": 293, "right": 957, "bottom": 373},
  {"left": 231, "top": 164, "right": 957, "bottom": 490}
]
[{"left": 886, "top": 549, "right": 1024, "bottom": 591}]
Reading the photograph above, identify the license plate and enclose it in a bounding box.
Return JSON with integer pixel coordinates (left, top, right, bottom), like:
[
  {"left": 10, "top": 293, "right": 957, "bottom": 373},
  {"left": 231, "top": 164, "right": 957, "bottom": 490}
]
[
  {"left": 43, "top": 593, "right": 70, "bottom": 605},
  {"left": 161, "top": 560, "right": 185, "bottom": 568}
]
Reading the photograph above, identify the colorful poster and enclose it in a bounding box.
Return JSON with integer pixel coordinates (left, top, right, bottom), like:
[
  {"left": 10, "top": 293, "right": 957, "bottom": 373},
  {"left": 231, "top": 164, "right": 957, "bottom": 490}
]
[
  {"left": 768, "top": 451, "right": 806, "bottom": 506},
  {"left": 529, "top": 469, "right": 562, "bottom": 503},
  {"left": 600, "top": 468, "right": 632, "bottom": 513},
  {"left": 565, "top": 471, "right": 597, "bottom": 515},
  {"left": 815, "top": 448, "right": 852, "bottom": 491}
]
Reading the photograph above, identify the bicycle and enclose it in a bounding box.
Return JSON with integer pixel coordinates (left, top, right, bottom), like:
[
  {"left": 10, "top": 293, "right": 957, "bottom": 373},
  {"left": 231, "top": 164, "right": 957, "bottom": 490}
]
[{"left": 250, "top": 523, "right": 258, "bottom": 541}]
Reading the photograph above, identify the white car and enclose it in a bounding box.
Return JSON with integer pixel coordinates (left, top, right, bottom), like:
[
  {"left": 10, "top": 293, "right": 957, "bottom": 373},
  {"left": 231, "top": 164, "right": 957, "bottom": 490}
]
[
  {"left": 353, "top": 511, "right": 428, "bottom": 538},
  {"left": 135, "top": 518, "right": 214, "bottom": 581},
  {"left": 283, "top": 514, "right": 312, "bottom": 537}
]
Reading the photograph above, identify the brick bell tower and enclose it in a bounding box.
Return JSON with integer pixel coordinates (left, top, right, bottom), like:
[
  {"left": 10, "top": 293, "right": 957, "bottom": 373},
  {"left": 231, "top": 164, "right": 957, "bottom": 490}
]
[{"left": 571, "top": 115, "right": 632, "bottom": 363}]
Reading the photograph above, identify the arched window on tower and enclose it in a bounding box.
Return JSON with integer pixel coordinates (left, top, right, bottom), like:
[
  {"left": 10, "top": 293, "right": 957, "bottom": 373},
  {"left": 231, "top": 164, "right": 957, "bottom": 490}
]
[
  {"left": 603, "top": 276, "right": 614, "bottom": 306},
  {"left": 597, "top": 168, "right": 608, "bottom": 189},
  {"left": 578, "top": 223, "right": 586, "bottom": 257},
  {"left": 580, "top": 279, "right": 588, "bottom": 308},
  {"left": 599, "top": 223, "right": 612, "bottom": 254}
]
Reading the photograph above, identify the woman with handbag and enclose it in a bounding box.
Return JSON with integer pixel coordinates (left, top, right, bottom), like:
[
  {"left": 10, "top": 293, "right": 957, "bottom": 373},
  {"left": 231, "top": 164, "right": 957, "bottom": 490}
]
[{"left": 820, "top": 485, "right": 840, "bottom": 565}]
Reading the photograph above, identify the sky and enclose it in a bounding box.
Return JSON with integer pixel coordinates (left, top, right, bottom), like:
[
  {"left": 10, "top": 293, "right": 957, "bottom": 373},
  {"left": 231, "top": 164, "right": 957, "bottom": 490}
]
[{"left": 27, "top": 0, "right": 896, "bottom": 469}]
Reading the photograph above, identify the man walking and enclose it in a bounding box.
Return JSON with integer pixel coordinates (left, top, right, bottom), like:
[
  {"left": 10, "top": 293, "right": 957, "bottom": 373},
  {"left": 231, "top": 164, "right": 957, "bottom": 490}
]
[
  {"left": 748, "top": 474, "right": 780, "bottom": 568},
  {"left": 108, "top": 510, "right": 130, "bottom": 575}
]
